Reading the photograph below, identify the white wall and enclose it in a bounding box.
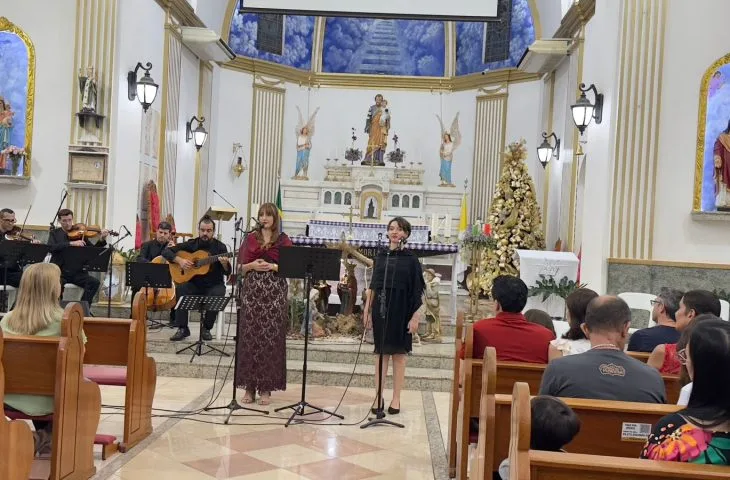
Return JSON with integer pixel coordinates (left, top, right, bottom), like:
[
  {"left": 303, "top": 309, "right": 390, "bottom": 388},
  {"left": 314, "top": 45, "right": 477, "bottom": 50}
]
[
  {"left": 652, "top": 0, "right": 730, "bottom": 263},
  {"left": 0, "top": 0, "right": 76, "bottom": 224},
  {"left": 208, "top": 67, "right": 254, "bottom": 247},
  {"left": 173, "top": 47, "right": 201, "bottom": 233},
  {"left": 109, "top": 0, "right": 165, "bottom": 249},
  {"left": 534, "top": 0, "right": 564, "bottom": 38},
  {"left": 194, "top": 0, "right": 230, "bottom": 36}
]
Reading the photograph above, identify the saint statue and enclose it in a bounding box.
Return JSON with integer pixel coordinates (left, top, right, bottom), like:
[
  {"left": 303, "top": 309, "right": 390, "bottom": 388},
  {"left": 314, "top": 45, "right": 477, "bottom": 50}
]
[
  {"left": 293, "top": 106, "right": 319, "bottom": 180},
  {"left": 362, "top": 94, "right": 390, "bottom": 166},
  {"left": 337, "top": 261, "right": 357, "bottom": 316},
  {"left": 421, "top": 269, "right": 442, "bottom": 343},
  {"left": 78, "top": 66, "right": 98, "bottom": 113},
  {"left": 366, "top": 199, "right": 376, "bottom": 218},
  {"left": 714, "top": 119, "right": 730, "bottom": 210},
  {"left": 0, "top": 97, "right": 14, "bottom": 171},
  {"left": 436, "top": 113, "right": 462, "bottom": 187}
]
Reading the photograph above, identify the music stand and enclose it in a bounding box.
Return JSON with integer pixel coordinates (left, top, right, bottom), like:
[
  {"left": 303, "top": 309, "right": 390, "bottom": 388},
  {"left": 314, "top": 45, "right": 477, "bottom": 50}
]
[
  {"left": 174, "top": 295, "right": 230, "bottom": 362},
  {"left": 126, "top": 262, "right": 172, "bottom": 330},
  {"left": 276, "top": 246, "right": 343, "bottom": 426},
  {"left": 206, "top": 206, "right": 237, "bottom": 241},
  {"left": 0, "top": 241, "right": 49, "bottom": 311},
  {"left": 58, "top": 246, "right": 111, "bottom": 309}
]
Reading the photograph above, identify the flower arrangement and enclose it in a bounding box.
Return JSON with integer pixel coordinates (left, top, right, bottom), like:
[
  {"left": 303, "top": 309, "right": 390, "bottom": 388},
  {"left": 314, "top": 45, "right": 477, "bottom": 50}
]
[
  {"left": 459, "top": 221, "right": 497, "bottom": 253},
  {"left": 387, "top": 147, "right": 405, "bottom": 164},
  {"left": 1, "top": 145, "right": 25, "bottom": 157},
  {"left": 1, "top": 145, "right": 26, "bottom": 175},
  {"left": 528, "top": 274, "right": 587, "bottom": 301},
  {"left": 345, "top": 147, "right": 362, "bottom": 163}
]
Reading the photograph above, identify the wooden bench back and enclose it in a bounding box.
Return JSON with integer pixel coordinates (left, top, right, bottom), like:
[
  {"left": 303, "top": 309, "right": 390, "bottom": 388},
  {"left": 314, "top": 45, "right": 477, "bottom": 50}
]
[
  {"left": 2, "top": 303, "right": 100, "bottom": 480},
  {"left": 84, "top": 291, "right": 156, "bottom": 451},
  {"left": 627, "top": 351, "right": 650, "bottom": 363},
  {"left": 447, "top": 310, "right": 465, "bottom": 478},
  {"left": 0, "top": 329, "right": 35, "bottom": 479},
  {"left": 508, "top": 382, "right": 730, "bottom": 479}
]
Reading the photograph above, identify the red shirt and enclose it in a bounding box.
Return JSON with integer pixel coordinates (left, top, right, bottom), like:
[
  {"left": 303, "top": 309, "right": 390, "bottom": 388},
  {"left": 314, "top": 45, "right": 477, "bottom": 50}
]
[{"left": 460, "top": 312, "right": 555, "bottom": 363}]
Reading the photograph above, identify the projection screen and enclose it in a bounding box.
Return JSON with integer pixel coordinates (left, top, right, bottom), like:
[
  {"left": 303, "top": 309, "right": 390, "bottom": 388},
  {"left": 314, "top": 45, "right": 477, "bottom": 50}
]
[{"left": 239, "top": 0, "right": 499, "bottom": 21}]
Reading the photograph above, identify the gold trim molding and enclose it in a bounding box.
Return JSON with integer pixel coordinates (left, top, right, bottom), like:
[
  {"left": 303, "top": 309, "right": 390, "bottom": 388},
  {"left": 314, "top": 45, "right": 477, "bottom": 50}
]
[
  {"left": 154, "top": 0, "right": 205, "bottom": 28},
  {"left": 555, "top": 0, "right": 596, "bottom": 39},
  {"left": 0, "top": 17, "right": 35, "bottom": 178},
  {"left": 223, "top": 57, "right": 539, "bottom": 92},
  {"left": 608, "top": 257, "right": 730, "bottom": 271}
]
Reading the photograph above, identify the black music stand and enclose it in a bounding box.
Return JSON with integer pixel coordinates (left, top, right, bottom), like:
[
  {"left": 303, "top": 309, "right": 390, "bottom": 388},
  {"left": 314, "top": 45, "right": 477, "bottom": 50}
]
[
  {"left": 126, "top": 262, "right": 172, "bottom": 330},
  {"left": 175, "top": 295, "right": 230, "bottom": 362},
  {"left": 0, "top": 241, "right": 49, "bottom": 311},
  {"left": 276, "top": 246, "right": 343, "bottom": 427}
]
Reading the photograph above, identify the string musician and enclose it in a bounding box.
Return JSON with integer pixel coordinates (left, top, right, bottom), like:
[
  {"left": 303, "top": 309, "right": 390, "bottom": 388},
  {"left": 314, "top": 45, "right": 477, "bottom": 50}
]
[
  {"left": 47, "top": 208, "right": 109, "bottom": 306},
  {"left": 130, "top": 221, "right": 175, "bottom": 323},
  {"left": 0, "top": 208, "right": 24, "bottom": 291},
  {"left": 162, "top": 215, "right": 231, "bottom": 342}
]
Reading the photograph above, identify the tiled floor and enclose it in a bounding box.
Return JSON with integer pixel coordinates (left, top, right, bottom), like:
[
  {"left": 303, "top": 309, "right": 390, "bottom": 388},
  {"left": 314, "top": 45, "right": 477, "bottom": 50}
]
[{"left": 69, "top": 378, "right": 452, "bottom": 480}]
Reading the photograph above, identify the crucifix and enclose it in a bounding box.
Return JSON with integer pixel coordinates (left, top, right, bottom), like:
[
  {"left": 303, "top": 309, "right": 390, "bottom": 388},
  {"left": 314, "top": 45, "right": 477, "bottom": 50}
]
[{"left": 340, "top": 204, "right": 355, "bottom": 239}]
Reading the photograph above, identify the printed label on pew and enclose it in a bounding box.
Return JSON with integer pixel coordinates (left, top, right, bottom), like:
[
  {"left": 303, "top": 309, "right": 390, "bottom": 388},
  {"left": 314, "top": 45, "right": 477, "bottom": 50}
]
[{"left": 621, "top": 422, "right": 652, "bottom": 442}]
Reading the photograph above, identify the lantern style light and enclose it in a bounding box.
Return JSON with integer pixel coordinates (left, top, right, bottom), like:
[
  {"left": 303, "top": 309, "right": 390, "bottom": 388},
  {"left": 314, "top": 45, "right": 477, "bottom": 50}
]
[
  {"left": 127, "top": 62, "right": 159, "bottom": 113},
  {"left": 536, "top": 132, "right": 560, "bottom": 168},
  {"left": 186, "top": 116, "right": 208, "bottom": 151},
  {"left": 571, "top": 83, "right": 604, "bottom": 134}
]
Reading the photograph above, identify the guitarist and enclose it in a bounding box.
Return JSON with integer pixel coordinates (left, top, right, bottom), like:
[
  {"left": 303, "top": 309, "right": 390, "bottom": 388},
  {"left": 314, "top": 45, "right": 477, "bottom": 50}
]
[
  {"left": 130, "top": 221, "right": 175, "bottom": 323},
  {"left": 162, "top": 215, "right": 231, "bottom": 341}
]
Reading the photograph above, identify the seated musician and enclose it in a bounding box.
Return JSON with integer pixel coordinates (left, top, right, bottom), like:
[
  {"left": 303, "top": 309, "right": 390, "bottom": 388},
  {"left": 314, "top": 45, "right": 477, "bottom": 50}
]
[
  {"left": 540, "top": 296, "right": 666, "bottom": 403},
  {"left": 47, "top": 208, "right": 109, "bottom": 306},
  {"left": 162, "top": 215, "right": 231, "bottom": 341},
  {"left": 1, "top": 263, "right": 86, "bottom": 456},
  {"left": 0, "top": 208, "right": 23, "bottom": 290},
  {"left": 130, "top": 221, "right": 175, "bottom": 323}
]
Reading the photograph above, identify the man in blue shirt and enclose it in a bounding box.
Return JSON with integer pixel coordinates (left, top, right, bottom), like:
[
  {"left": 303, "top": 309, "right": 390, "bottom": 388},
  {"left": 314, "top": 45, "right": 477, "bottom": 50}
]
[{"left": 627, "top": 287, "right": 683, "bottom": 353}]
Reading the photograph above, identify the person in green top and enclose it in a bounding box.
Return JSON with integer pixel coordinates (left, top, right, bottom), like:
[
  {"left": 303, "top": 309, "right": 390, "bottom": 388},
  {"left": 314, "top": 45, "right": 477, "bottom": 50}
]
[{"left": 1, "top": 262, "right": 85, "bottom": 456}]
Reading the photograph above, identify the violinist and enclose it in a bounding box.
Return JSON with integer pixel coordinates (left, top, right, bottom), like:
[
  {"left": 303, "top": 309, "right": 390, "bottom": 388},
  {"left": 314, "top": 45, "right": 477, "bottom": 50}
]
[
  {"left": 48, "top": 208, "right": 109, "bottom": 306},
  {"left": 0, "top": 208, "right": 23, "bottom": 290},
  {"left": 130, "top": 221, "right": 175, "bottom": 323}
]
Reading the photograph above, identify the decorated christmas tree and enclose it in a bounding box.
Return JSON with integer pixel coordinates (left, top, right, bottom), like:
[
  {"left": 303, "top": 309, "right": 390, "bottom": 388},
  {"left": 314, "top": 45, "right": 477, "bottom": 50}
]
[{"left": 478, "top": 139, "right": 546, "bottom": 294}]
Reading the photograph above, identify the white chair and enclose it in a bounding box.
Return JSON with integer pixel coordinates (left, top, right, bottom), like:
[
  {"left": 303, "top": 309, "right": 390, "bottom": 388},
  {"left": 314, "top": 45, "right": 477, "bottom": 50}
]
[
  {"left": 617, "top": 292, "right": 657, "bottom": 328},
  {"left": 720, "top": 299, "right": 729, "bottom": 321},
  {"left": 62, "top": 283, "right": 84, "bottom": 302}
]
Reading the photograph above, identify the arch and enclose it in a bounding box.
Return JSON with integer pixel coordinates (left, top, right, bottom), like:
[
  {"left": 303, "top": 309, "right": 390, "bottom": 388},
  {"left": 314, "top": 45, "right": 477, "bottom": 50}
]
[
  {"left": 392, "top": 194, "right": 400, "bottom": 208},
  {"left": 334, "top": 192, "right": 342, "bottom": 204},
  {"left": 344, "top": 192, "right": 352, "bottom": 205},
  {"left": 324, "top": 191, "right": 332, "bottom": 204},
  {"left": 412, "top": 195, "right": 420, "bottom": 208},
  {"left": 402, "top": 195, "right": 410, "bottom": 208}
]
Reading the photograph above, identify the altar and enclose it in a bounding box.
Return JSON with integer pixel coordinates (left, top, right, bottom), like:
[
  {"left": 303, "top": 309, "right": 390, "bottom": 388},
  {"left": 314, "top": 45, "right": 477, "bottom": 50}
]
[{"left": 307, "top": 219, "right": 430, "bottom": 243}]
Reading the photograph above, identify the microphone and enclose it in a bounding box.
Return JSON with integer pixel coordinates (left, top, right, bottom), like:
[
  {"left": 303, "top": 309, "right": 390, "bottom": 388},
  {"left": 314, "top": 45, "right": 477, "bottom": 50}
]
[
  {"left": 251, "top": 217, "right": 263, "bottom": 230},
  {"left": 213, "top": 189, "right": 236, "bottom": 209},
  {"left": 234, "top": 216, "right": 243, "bottom": 231},
  {"left": 121, "top": 225, "right": 132, "bottom": 238},
  {"left": 399, "top": 237, "right": 407, "bottom": 249}
]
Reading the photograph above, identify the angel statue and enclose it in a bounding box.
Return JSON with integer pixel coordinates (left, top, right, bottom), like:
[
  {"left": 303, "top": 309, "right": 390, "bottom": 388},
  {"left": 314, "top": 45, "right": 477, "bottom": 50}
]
[
  {"left": 293, "top": 106, "right": 320, "bottom": 180},
  {"left": 436, "top": 112, "right": 461, "bottom": 187}
]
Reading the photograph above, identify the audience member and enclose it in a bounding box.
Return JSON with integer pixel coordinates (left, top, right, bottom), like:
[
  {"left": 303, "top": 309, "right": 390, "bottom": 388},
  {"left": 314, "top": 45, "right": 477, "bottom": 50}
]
[
  {"left": 524, "top": 309, "right": 555, "bottom": 336},
  {"left": 540, "top": 296, "right": 666, "bottom": 403},
  {"left": 548, "top": 288, "right": 598, "bottom": 360},
  {"left": 498, "top": 396, "right": 581, "bottom": 479},
  {"left": 459, "top": 275, "right": 555, "bottom": 363},
  {"left": 641, "top": 319, "right": 730, "bottom": 465},
  {"left": 648, "top": 290, "right": 721, "bottom": 375},
  {"left": 627, "top": 287, "right": 683, "bottom": 353},
  {"left": 673, "top": 314, "right": 719, "bottom": 406}
]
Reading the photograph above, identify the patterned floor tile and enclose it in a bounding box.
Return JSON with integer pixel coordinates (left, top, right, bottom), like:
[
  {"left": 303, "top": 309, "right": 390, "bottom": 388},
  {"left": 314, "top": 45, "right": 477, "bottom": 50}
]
[
  {"left": 286, "top": 457, "right": 380, "bottom": 480},
  {"left": 184, "top": 452, "right": 279, "bottom": 478}
]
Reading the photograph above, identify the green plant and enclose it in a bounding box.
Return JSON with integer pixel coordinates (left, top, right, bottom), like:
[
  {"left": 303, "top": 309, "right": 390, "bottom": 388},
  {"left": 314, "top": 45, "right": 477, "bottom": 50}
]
[
  {"left": 528, "top": 274, "right": 587, "bottom": 301},
  {"left": 118, "top": 248, "right": 140, "bottom": 263},
  {"left": 288, "top": 297, "right": 306, "bottom": 331}
]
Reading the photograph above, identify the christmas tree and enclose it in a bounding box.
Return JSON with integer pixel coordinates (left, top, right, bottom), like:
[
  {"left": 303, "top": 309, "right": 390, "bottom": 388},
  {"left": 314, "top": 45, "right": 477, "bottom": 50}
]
[{"left": 478, "top": 139, "right": 545, "bottom": 294}]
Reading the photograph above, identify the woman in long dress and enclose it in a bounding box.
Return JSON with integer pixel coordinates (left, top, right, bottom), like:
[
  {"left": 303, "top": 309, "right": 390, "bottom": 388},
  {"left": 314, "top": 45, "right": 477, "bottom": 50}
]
[
  {"left": 363, "top": 217, "right": 425, "bottom": 413},
  {"left": 236, "top": 202, "right": 292, "bottom": 405}
]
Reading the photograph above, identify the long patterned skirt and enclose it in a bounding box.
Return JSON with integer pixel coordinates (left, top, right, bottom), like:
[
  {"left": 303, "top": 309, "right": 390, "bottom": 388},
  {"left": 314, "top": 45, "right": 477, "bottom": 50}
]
[{"left": 235, "top": 271, "right": 288, "bottom": 393}]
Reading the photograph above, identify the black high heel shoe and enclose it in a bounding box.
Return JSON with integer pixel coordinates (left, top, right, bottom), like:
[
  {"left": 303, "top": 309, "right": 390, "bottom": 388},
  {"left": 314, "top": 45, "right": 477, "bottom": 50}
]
[
  {"left": 371, "top": 399, "right": 385, "bottom": 414},
  {"left": 388, "top": 404, "right": 400, "bottom": 415}
]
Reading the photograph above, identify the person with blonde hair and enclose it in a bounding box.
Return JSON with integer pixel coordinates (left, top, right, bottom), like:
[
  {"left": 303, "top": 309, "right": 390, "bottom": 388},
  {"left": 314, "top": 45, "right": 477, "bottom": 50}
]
[{"left": 1, "top": 263, "right": 82, "bottom": 456}]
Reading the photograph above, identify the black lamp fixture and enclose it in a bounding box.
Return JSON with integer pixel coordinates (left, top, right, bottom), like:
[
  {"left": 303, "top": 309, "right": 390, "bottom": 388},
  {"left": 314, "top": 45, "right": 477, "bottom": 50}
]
[
  {"left": 536, "top": 132, "right": 560, "bottom": 168},
  {"left": 186, "top": 116, "right": 208, "bottom": 151},
  {"left": 571, "top": 83, "right": 604, "bottom": 134},
  {"left": 127, "top": 62, "right": 159, "bottom": 112}
]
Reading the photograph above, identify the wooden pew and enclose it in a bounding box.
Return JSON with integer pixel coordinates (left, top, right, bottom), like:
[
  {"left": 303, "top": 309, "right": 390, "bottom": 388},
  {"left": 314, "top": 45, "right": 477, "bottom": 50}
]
[
  {"left": 446, "top": 311, "right": 465, "bottom": 478},
  {"left": 2, "top": 303, "right": 101, "bottom": 480},
  {"left": 474, "top": 347, "right": 683, "bottom": 479},
  {"left": 83, "top": 291, "right": 156, "bottom": 454},
  {"left": 0, "top": 329, "right": 35, "bottom": 479},
  {"left": 508, "top": 382, "right": 729, "bottom": 479},
  {"left": 627, "top": 351, "right": 650, "bottom": 363}
]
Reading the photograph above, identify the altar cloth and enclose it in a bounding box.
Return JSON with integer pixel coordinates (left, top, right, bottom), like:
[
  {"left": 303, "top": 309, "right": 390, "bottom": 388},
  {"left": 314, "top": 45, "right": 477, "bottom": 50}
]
[{"left": 307, "top": 220, "right": 430, "bottom": 243}]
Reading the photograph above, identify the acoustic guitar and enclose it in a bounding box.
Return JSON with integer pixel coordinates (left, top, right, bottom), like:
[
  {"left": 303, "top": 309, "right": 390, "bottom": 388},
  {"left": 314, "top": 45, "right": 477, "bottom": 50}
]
[{"left": 160, "top": 250, "right": 234, "bottom": 284}]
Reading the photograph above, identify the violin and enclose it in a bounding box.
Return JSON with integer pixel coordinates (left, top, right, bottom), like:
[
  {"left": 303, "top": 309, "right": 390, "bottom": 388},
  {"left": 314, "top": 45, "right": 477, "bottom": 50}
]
[
  {"left": 67, "top": 223, "right": 119, "bottom": 240},
  {"left": 4, "top": 226, "right": 36, "bottom": 242}
]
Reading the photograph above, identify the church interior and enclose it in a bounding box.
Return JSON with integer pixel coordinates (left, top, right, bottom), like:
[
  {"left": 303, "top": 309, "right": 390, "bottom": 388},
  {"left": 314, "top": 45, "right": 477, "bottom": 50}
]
[{"left": 1, "top": 0, "right": 730, "bottom": 479}]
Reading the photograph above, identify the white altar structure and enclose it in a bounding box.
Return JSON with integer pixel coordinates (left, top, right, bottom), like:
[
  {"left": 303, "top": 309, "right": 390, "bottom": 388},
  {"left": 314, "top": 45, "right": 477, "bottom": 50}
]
[{"left": 516, "top": 250, "right": 580, "bottom": 319}]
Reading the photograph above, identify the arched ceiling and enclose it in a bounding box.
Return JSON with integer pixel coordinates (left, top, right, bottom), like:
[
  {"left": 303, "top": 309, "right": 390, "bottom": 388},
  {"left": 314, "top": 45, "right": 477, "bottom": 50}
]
[{"left": 222, "top": 0, "right": 538, "bottom": 78}]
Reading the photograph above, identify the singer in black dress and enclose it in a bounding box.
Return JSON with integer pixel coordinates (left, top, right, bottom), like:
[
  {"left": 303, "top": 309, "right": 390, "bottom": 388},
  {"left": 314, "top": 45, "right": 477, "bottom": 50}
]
[{"left": 364, "top": 217, "right": 425, "bottom": 413}]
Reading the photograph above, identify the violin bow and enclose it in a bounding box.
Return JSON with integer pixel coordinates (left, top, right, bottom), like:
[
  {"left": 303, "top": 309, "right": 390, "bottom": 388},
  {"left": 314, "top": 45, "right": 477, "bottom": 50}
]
[
  {"left": 18, "top": 203, "right": 32, "bottom": 236},
  {"left": 84, "top": 199, "right": 92, "bottom": 233}
]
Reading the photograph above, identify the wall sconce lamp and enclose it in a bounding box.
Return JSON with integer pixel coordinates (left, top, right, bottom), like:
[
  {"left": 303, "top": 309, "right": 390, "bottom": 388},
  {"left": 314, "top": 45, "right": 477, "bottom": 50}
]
[
  {"left": 231, "top": 142, "right": 247, "bottom": 178},
  {"left": 537, "top": 132, "right": 560, "bottom": 168},
  {"left": 186, "top": 116, "right": 208, "bottom": 151},
  {"left": 571, "top": 83, "right": 604, "bottom": 134},
  {"left": 127, "top": 62, "right": 159, "bottom": 113}
]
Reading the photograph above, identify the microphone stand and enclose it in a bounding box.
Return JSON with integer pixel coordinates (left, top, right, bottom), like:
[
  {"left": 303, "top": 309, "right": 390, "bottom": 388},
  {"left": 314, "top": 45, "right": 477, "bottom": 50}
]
[
  {"left": 204, "top": 221, "right": 268, "bottom": 422},
  {"left": 104, "top": 227, "right": 131, "bottom": 318},
  {"left": 361, "top": 233, "right": 404, "bottom": 429}
]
